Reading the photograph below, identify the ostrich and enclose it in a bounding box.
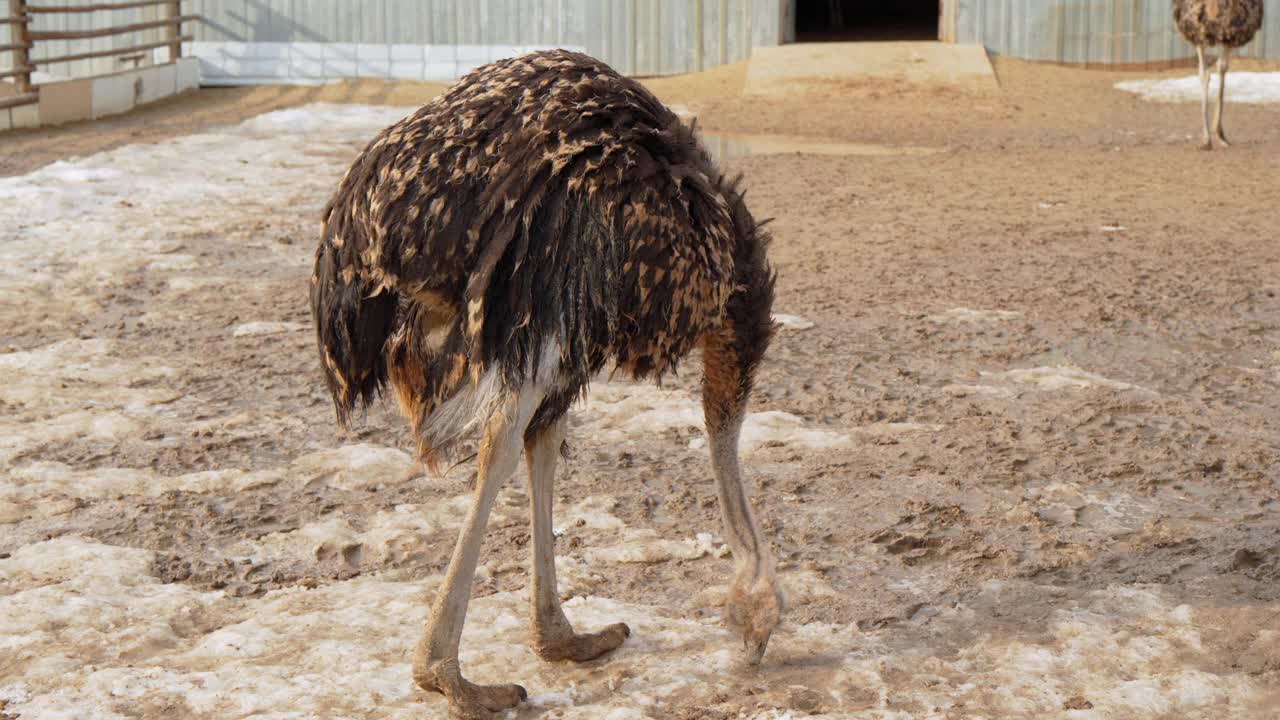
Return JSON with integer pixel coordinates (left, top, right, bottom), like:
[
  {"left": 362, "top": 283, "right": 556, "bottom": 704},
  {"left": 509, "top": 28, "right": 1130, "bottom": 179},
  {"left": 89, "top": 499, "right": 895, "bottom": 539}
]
[
  {"left": 1173, "top": 0, "right": 1264, "bottom": 149},
  {"left": 310, "top": 50, "right": 782, "bottom": 719}
]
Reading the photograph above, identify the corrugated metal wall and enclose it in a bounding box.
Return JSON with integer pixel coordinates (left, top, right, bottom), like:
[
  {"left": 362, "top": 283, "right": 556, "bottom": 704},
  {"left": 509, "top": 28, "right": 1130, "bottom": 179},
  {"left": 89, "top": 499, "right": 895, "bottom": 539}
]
[
  {"left": 943, "top": 0, "right": 1279, "bottom": 65},
  {"left": 178, "top": 0, "right": 790, "bottom": 83},
  {"left": 28, "top": 1, "right": 1267, "bottom": 86}
]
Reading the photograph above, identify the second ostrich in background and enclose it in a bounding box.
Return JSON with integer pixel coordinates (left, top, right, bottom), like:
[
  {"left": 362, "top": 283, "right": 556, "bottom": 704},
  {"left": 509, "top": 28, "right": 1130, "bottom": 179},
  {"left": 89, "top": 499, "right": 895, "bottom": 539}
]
[
  {"left": 310, "top": 50, "right": 782, "bottom": 719},
  {"left": 1174, "top": 0, "right": 1264, "bottom": 149}
]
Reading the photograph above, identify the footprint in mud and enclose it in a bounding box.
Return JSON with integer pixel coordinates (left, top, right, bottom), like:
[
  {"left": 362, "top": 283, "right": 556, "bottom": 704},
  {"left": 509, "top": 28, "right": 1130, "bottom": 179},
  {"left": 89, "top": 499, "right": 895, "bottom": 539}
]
[
  {"left": 870, "top": 504, "right": 971, "bottom": 567},
  {"left": 153, "top": 552, "right": 362, "bottom": 597}
]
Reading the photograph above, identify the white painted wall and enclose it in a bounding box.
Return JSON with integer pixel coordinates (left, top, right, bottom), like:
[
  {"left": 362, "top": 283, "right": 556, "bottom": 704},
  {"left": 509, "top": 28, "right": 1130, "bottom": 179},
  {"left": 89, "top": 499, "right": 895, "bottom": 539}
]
[{"left": 180, "top": 41, "right": 584, "bottom": 85}]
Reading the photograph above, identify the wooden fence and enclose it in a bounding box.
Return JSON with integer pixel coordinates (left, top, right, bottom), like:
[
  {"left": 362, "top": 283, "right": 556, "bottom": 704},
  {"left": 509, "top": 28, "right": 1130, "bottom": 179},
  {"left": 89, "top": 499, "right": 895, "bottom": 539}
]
[{"left": 1, "top": 0, "right": 192, "bottom": 112}]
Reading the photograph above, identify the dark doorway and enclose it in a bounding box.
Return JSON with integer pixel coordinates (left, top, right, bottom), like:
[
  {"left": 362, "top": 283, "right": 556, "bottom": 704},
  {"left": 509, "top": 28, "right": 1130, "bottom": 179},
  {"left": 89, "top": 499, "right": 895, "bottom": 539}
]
[{"left": 795, "top": 0, "right": 939, "bottom": 42}]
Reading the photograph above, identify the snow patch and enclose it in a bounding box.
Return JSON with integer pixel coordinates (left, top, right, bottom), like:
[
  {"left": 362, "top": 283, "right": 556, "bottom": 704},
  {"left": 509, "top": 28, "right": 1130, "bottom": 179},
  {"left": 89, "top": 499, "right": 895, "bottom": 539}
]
[
  {"left": 290, "top": 444, "right": 417, "bottom": 490},
  {"left": 558, "top": 495, "right": 627, "bottom": 532},
  {"left": 232, "top": 321, "right": 310, "bottom": 337},
  {"left": 982, "top": 366, "right": 1148, "bottom": 393},
  {"left": 773, "top": 313, "right": 815, "bottom": 330},
  {"left": 0, "top": 443, "right": 421, "bottom": 524},
  {"left": 926, "top": 307, "right": 1022, "bottom": 323},
  {"left": 0, "top": 103, "right": 407, "bottom": 311},
  {"left": 741, "top": 410, "right": 852, "bottom": 450},
  {"left": 1117, "top": 72, "right": 1280, "bottom": 104},
  {"left": 245, "top": 500, "right": 472, "bottom": 568},
  {"left": 587, "top": 531, "right": 726, "bottom": 565},
  {"left": 0, "top": 338, "right": 176, "bottom": 411},
  {"left": 581, "top": 383, "right": 849, "bottom": 453},
  {"left": 0, "top": 339, "right": 179, "bottom": 466},
  {"left": 0, "top": 538, "right": 1270, "bottom": 718},
  {"left": 1, "top": 463, "right": 280, "bottom": 523},
  {"left": 853, "top": 421, "right": 944, "bottom": 436},
  {"left": 239, "top": 103, "right": 412, "bottom": 135}
]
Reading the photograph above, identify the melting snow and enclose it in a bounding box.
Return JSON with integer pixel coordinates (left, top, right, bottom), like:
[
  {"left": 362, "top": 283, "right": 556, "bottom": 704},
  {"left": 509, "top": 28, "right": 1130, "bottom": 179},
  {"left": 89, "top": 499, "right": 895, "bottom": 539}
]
[
  {"left": 0, "top": 338, "right": 176, "bottom": 411},
  {"left": 0, "top": 537, "right": 1269, "bottom": 719},
  {"left": 773, "top": 313, "right": 816, "bottom": 330},
  {"left": 982, "top": 366, "right": 1148, "bottom": 393},
  {"left": 587, "top": 530, "right": 727, "bottom": 565},
  {"left": 244, "top": 497, "right": 479, "bottom": 570},
  {"left": 926, "top": 307, "right": 1023, "bottom": 323},
  {"left": 290, "top": 443, "right": 417, "bottom": 490},
  {"left": 558, "top": 495, "right": 628, "bottom": 532},
  {"left": 581, "top": 382, "right": 850, "bottom": 453},
  {"left": 1117, "top": 72, "right": 1280, "bottom": 104},
  {"left": 853, "top": 422, "right": 944, "bottom": 436},
  {"left": 2, "top": 102, "right": 1272, "bottom": 718},
  {"left": 0, "top": 443, "right": 421, "bottom": 526},
  {"left": 239, "top": 103, "right": 411, "bottom": 134},
  {"left": 0, "top": 104, "right": 411, "bottom": 311},
  {"left": 0, "top": 339, "right": 180, "bottom": 467},
  {"left": 232, "top": 321, "right": 310, "bottom": 337}
]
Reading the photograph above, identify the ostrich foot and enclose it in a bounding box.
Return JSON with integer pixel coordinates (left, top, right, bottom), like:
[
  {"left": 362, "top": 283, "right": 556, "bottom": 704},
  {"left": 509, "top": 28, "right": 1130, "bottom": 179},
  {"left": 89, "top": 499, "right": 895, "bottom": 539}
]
[
  {"left": 414, "top": 658, "right": 527, "bottom": 720},
  {"left": 1198, "top": 138, "right": 1214, "bottom": 151},
  {"left": 1215, "top": 132, "right": 1231, "bottom": 147},
  {"left": 726, "top": 575, "right": 784, "bottom": 665},
  {"left": 536, "top": 622, "right": 631, "bottom": 662}
]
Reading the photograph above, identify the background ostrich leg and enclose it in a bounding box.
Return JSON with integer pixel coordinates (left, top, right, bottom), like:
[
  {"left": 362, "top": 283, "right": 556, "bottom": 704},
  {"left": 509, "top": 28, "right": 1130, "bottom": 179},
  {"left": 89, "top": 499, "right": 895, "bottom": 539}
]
[
  {"left": 702, "top": 325, "right": 782, "bottom": 664},
  {"left": 1214, "top": 47, "right": 1232, "bottom": 146},
  {"left": 1197, "top": 46, "right": 1213, "bottom": 150},
  {"left": 413, "top": 387, "right": 543, "bottom": 719},
  {"left": 527, "top": 417, "right": 631, "bottom": 661}
]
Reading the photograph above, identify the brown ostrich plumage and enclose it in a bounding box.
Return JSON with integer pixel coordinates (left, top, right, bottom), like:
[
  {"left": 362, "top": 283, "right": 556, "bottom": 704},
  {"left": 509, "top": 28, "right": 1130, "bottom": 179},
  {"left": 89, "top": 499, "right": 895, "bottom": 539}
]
[
  {"left": 312, "top": 49, "right": 770, "bottom": 465},
  {"left": 1172, "top": 0, "right": 1265, "bottom": 148},
  {"left": 1174, "top": 0, "right": 1263, "bottom": 48},
  {"left": 309, "top": 50, "right": 782, "bottom": 719}
]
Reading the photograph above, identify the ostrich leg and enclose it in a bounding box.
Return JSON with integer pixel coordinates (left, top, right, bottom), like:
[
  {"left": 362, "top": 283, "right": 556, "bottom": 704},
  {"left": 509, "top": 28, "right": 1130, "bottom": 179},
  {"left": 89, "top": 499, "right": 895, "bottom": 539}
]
[
  {"left": 701, "top": 305, "right": 782, "bottom": 664},
  {"left": 1214, "top": 47, "right": 1231, "bottom": 146},
  {"left": 414, "top": 386, "right": 543, "bottom": 720},
  {"left": 1197, "top": 46, "right": 1213, "bottom": 150},
  {"left": 526, "top": 416, "right": 631, "bottom": 661}
]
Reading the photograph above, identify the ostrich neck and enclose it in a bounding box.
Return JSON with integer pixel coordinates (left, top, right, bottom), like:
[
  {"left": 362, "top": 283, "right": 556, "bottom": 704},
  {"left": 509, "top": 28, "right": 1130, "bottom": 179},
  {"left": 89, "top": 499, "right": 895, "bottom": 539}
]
[{"left": 708, "top": 414, "right": 769, "bottom": 578}]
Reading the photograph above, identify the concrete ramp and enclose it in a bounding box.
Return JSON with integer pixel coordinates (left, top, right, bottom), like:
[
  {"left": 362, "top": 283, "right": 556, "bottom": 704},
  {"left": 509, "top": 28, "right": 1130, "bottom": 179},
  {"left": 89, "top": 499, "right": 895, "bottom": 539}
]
[{"left": 746, "top": 42, "right": 997, "bottom": 96}]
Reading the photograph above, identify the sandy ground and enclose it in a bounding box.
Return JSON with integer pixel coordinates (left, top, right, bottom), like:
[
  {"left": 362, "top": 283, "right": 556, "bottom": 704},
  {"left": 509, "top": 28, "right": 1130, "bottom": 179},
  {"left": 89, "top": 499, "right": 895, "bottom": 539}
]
[{"left": 2, "top": 55, "right": 1279, "bottom": 719}]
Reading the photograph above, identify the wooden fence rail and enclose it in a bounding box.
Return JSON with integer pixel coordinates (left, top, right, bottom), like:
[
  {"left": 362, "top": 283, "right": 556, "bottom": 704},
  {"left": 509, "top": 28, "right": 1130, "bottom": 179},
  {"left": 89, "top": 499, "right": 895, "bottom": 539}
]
[
  {"left": 28, "top": 14, "right": 195, "bottom": 41},
  {"left": 26, "top": 0, "right": 175, "bottom": 12},
  {"left": 3, "top": 0, "right": 192, "bottom": 113},
  {"left": 0, "top": 90, "right": 36, "bottom": 109},
  {"left": 33, "top": 34, "right": 189, "bottom": 65}
]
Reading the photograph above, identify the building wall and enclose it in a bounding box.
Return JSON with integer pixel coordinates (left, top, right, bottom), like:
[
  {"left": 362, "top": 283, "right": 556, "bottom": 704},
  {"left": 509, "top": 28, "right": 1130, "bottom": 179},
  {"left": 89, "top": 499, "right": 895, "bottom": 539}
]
[
  {"left": 943, "top": 0, "right": 1280, "bottom": 66},
  {"left": 180, "top": 0, "right": 792, "bottom": 85},
  {"left": 23, "top": 1, "right": 1268, "bottom": 88},
  {"left": 1, "top": 57, "right": 199, "bottom": 131}
]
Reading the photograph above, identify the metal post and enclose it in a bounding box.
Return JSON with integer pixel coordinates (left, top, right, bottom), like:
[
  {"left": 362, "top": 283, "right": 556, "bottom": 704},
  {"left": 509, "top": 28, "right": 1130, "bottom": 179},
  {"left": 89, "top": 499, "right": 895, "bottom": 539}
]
[
  {"left": 718, "top": 0, "right": 727, "bottom": 67},
  {"left": 695, "top": 0, "right": 704, "bottom": 72},
  {"left": 8, "top": 0, "right": 30, "bottom": 92},
  {"left": 166, "top": 0, "right": 181, "bottom": 60}
]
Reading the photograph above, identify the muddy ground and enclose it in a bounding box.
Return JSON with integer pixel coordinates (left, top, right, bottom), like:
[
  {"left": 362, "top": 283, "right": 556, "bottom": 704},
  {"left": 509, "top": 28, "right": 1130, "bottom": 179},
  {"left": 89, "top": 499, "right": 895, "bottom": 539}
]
[{"left": 1, "top": 56, "right": 1278, "bottom": 719}]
